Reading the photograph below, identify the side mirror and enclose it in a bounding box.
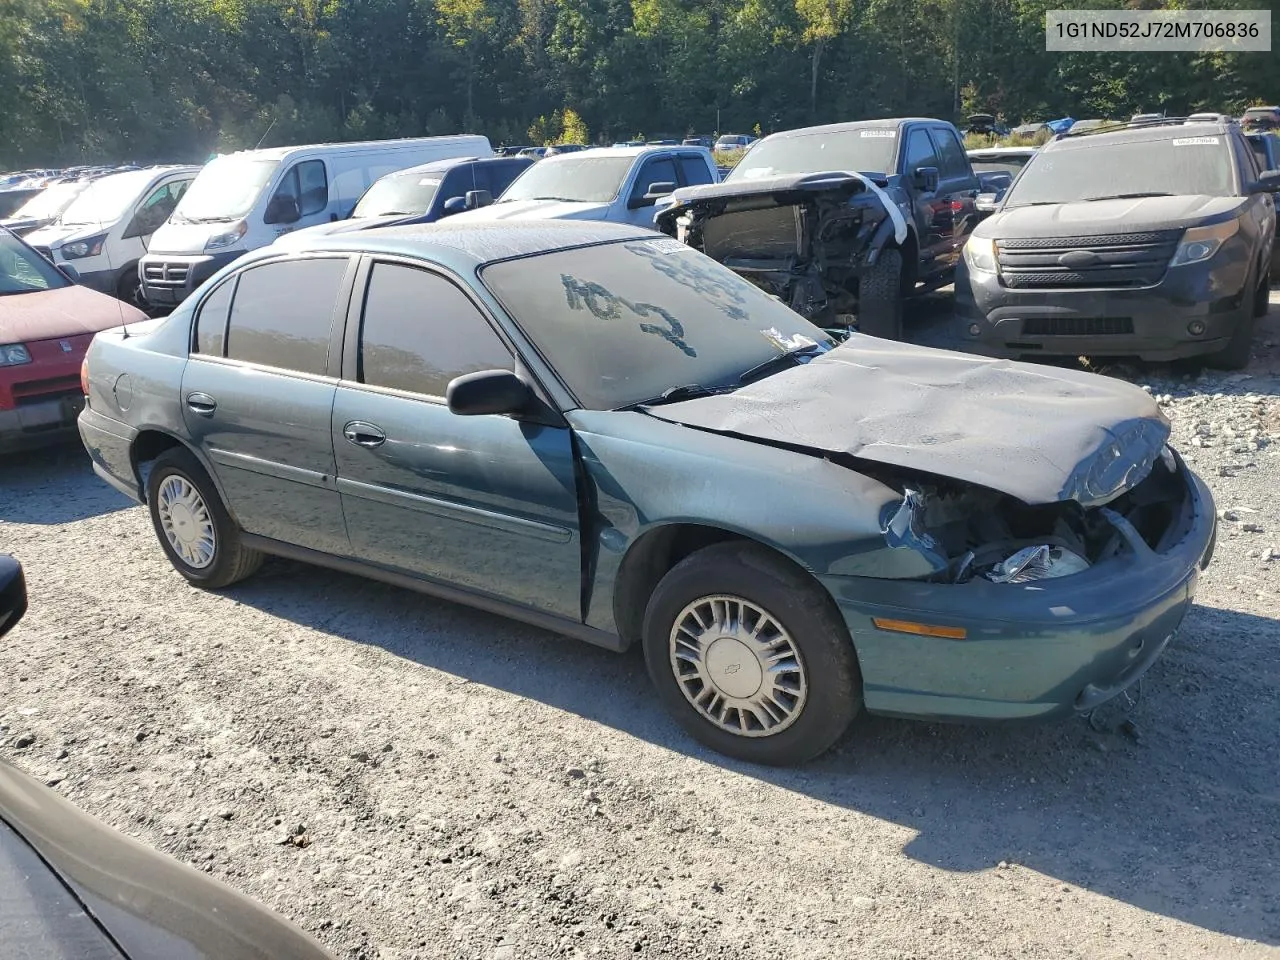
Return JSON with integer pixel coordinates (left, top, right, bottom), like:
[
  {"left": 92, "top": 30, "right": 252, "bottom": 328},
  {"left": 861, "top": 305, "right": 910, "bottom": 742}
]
[
  {"left": 0, "top": 555, "right": 28, "bottom": 640},
  {"left": 265, "top": 195, "right": 301, "bottom": 225},
  {"left": 442, "top": 196, "right": 467, "bottom": 215},
  {"left": 913, "top": 166, "right": 940, "bottom": 192},
  {"left": 446, "top": 369, "right": 532, "bottom": 417},
  {"left": 465, "top": 189, "right": 493, "bottom": 210},
  {"left": 1248, "top": 170, "right": 1280, "bottom": 193},
  {"left": 56, "top": 263, "right": 80, "bottom": 282},
  {"left": 629, "top": 181, "right": 676, "bottom": 210}
]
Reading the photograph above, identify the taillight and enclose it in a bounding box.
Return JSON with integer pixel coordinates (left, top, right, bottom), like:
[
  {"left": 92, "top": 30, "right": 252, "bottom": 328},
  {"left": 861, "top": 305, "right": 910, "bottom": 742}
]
[{"left": 80, "top": 356, "right": 90, "bottom": 398}]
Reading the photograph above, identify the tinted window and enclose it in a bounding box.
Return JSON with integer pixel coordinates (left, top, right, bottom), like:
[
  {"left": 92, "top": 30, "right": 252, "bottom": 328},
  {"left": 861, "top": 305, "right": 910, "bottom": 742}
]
[
  {"left": 225, "top": 258, "right": 348, "bottom": 375},
  {"left": 0, "top": 231, "right": 69, "bottom": 294},
  {"left": 904, "top": 129, "right": 938, "bottom": 172},
  {"left": 481, "top": 237, "right": 833, "bottom": 410},
  {"left": 632, "top": 157, "right": 679, "bottom": 201},
  {"left": 195, "top": 278, "right": 235, "bottom": 356},
  {"left": 272, "top": 160, "right": 328, "bottom": 216},
  {"left": 1005, "top": 136, "right": 1235, "bottom": 206},
  {"left": 932, "top": 129, "right": 969, "bottom": 179},
  {"left": 359, "top": 263, "right": 512, "bottom": 398},
  {"left": 132, "top": 180, "right": 188, "bottom": 235},
  {"left": 679, "top": 155, "right": 715, "bottom": 186},
  {"left": 438, "top": 166, "right": 474, "bottom": 205},
  {"left": 489, "top": 161, "right": 530, "bottom": 196}
]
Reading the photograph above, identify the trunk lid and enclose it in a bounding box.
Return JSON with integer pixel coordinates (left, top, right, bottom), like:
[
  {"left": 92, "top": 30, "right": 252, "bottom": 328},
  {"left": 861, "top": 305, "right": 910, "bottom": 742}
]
[{"left": 644, "top": 335, "right": 1169, "bottom": 507}]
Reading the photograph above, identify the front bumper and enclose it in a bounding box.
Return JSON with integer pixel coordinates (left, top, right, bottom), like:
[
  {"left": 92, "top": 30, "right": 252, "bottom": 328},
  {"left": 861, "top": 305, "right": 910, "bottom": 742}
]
[
  {"left": 822, "top": 466, "right": 1216, "bottom": 722},
  {"left": 0, "top": 394, "right": 86, "bottom": 452},
  {"left": 955, "top": 254, "right": 1252, "bottom": 361},
  {"left": 139, "top": 251, "right": 243, "bottom": 306}
]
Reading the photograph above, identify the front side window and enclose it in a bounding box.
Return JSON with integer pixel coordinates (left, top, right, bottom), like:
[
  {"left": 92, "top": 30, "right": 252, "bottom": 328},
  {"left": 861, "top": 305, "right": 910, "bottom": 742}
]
[
  {"left": 224, "top": 257, "right": 349, "bottom": 375},
  {"left": 359, "top": 262, "right": 512, "bottom": 398},
  {"left": 631, "top": 157, "right": 679, "bottom": 203},
  {"left": 904, "top": 129, "right": 939, "bottom": 173},
  {"left": 270, "top": 160, "right": 328, "bottom": 218},
  {"left": 132, "top": 180, "right": 189, "bottom": 235}
]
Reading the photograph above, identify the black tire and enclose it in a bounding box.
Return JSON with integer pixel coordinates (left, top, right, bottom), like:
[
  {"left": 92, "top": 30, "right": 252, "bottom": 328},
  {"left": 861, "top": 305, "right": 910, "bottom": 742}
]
[
  {"left": 856, "top": 247, "right": 905, "bottom": 340},
  {"left": 145, "top": 447, "right": 263, "bottom": 589},
  {"left": 117, "top": 269, "right": 146, "bottom": 311},
  {"left": 1206, "top": 275, "right": 1264, "bottom": 370},
  {"left": 641, "top": 541, "right": 862, "bottom": 766}
]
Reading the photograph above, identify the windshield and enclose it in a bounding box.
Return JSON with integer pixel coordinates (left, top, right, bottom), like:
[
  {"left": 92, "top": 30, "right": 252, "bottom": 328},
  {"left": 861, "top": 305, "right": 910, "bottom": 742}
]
[
  {"left": 728, "top": 129, "right": 896, "bottom": 181},
  {"left": 970, "top": 156, "right": 1034, "bottom": 177},
  {"left": 351, "top": 173, "right": 441, "bottom": 218},
  {"left": 0, "top": 231, "right": 69, "bottom": 294},
  {"left": 10, "top": 182, "right": 89, "bottom": 221},
  {"left": 498, "top": 156, "right": 634, "bottom": 204},
  {"left": 481, "top": 237, "right": 833, "bottom": 410},
  {"left": 173, "top": 156, "right": 276, "bottom": 222},
  {"left": 59, "top": 170, "right": 156, "bottom": 226},
  {"left": 1004, "top": 136, "right": 1234, "bottom": 206}
]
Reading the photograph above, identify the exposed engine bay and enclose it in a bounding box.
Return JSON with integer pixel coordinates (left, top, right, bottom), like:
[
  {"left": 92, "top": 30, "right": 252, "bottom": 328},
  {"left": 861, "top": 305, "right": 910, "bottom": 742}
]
[
  {"left": 880, "top": 447, "right": 1194, "bottom": 585},
  {"left": 655, "top": 173, "right": 895, "bottom": 322}
]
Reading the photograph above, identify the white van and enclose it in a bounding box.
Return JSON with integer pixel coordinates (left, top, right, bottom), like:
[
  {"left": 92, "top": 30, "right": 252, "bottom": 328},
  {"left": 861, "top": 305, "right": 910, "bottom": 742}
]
[
  {"left": 24, "top": 166, "right": 201, "bottom": 307},
  {"left": 138, "top": 135, "right": 490, "bottom": 306}
]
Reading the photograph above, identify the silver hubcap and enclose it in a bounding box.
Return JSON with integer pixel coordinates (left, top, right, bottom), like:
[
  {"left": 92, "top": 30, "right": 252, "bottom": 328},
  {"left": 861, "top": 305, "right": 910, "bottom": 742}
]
[
  {"left": 669, "top": 595, "right": 808, "bottom": 738},
  {"left": 157, "top": 474, "right": 216, "bottom": 569}
]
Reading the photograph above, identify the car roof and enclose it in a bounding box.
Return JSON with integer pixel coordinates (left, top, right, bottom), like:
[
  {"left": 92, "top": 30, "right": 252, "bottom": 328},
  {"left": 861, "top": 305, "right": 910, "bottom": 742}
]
[
  {"left": 539, "top": 145, "right": 696, "bottom": 160},
  {"left": 966, "top": 146, "right": 1038, "bottom": 156},
  {"left": 267, "top": 219, "right": 654, "bottom": 269},
  {"left": 1048, "top": 120, "right": 1231, "bottom": 151},
  {"left": 763, "top": 118, "right": 945, "bottom": 140}
]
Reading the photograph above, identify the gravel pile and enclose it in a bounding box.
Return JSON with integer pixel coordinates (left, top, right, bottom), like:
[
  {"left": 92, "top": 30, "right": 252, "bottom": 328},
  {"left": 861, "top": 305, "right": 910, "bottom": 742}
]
[{"left": 0, "top": 308, "right": 1276, "bottom": 960}]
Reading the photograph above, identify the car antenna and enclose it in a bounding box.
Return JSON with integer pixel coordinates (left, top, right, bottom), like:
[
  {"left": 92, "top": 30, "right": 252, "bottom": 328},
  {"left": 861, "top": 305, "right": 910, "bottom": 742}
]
[{"left": 255, "top": 119, "right": 277, "bottom": 150}]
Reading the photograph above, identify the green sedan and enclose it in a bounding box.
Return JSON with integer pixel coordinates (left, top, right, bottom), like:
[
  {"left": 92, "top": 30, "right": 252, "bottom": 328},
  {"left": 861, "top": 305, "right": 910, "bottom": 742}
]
[{"left": 78, "top": 221, "right": 1215, "bottom": 765}]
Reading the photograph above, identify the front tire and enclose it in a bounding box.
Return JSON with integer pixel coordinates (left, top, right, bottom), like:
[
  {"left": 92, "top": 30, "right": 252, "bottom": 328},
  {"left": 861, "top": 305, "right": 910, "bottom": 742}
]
[
  {"left": 641, "top": 542, "right": 861, "bottom": 765},
  {"left": 1206, "top": 272, "right": 1266, "bottom": 370},
  {"left": 146, "top": 447, "right": 263, "bottom": 589},
  {"left": 856, "top": 247, "right": 905, "bottom": 340}
]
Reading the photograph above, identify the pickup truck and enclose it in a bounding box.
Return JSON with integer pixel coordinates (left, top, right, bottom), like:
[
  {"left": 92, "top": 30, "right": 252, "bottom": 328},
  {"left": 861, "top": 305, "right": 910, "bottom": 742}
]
[
  {"left": 448, "top": 145, "right": 720, "bottom": 230},
  {"left": 655, "top": 118, "right": 980, "bottom": 339}
]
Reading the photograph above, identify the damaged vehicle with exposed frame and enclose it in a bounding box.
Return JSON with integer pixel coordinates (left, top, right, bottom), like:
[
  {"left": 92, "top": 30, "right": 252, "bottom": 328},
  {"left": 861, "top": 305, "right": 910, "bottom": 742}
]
[
  {"left": 656, "top": 118, "right": 980, "bottom": 340},
  {"left": 78, "top": 222, "right": 1215, "bottom": 766}
]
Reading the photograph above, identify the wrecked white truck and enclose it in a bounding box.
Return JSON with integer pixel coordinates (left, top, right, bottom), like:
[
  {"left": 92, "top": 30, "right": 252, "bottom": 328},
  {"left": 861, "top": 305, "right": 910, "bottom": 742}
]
[{"left": 655, "top": 118, "right": 980, "bottom": 340}]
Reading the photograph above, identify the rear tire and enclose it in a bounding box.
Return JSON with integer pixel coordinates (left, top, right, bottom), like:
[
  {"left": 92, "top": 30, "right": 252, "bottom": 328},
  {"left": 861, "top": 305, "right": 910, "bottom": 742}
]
[
  {"left": 641, "top": 541, "right": 861, "bottom": 766},
  {"left": 146, "top": 447, "right": 263, "bottom": 589},
  {"left": 1206, "top": 273, "right": 1265, "bottom": 370},
  {"left": 857, "top": 247, "right": 905, "bottom": 340}
]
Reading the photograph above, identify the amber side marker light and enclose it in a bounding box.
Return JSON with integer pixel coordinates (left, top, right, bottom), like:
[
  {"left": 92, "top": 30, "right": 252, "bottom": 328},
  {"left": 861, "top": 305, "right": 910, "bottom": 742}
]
[
  {"left": 872, "top": 618, "right": 967, "bottom": 640},
  {"left": 80, "top": 357, "right": 90, "bottom": 398}
]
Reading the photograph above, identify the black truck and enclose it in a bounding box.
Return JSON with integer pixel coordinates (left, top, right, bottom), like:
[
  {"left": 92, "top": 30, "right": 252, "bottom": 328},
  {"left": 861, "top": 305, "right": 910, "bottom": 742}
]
[{"left": 655, "top": 118, "right": 980, "bottom": 339}]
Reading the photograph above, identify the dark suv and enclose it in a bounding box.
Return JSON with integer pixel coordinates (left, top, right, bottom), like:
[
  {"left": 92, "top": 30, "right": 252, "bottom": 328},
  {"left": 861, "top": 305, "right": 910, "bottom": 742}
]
[{"left": 956, "top": 118, "right": 1280, "bottom": 369}]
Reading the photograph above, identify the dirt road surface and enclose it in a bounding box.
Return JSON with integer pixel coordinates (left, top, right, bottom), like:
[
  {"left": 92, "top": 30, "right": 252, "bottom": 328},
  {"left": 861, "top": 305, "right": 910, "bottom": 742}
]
[{"left": 1, "top": 305, "right": 1277, "bottom": 960}]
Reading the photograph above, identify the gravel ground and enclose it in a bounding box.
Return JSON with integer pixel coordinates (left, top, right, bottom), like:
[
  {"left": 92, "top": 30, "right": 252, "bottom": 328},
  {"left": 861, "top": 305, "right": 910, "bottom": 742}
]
[{"left": 1, "top": 303, "right": 1278, "bottom": 960}]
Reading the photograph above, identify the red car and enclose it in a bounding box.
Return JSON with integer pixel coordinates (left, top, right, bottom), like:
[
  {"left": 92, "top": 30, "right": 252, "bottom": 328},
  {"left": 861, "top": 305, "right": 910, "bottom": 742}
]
[{"left": 1, "top": 228, "right": 146, "bottom": 451}]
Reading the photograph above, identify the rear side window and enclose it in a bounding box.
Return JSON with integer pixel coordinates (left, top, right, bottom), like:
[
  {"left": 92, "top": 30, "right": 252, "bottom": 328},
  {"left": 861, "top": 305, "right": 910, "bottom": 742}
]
[
  {"left": 225, "top": 257, "right": 348, "bottom": 375},
  {"left": 932, "top": 129, "right": 970, "bottom": 179},
  {"left": 904, "top": 129, "right": 939, "bottom": 173},
  {"left": 359, "top": 262, "right": 512, "bottom": 398},
  {"left": 439, "top": 166, "right": 474, "bottom": 204},
  {"left": 679, "top": 155, "right": 715, "bottom": 186},
  {"left": 489, "top": 161, "right": 527, "bottom": 196},
  {"left": 194, "top": 278, "right": 235, "bottom": 356}
]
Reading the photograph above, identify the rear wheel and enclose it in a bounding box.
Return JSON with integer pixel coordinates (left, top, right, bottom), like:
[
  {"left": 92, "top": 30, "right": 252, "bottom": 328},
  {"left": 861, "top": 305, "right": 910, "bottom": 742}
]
[
  {"left": 146, "top": 447, "right": 263, "bottom": 588},
  {"left": 857, "top": 247, "right": 905, "bottom": 340},
  {"left": 641, "top": 541, "right": 861, "bottom": 765}
]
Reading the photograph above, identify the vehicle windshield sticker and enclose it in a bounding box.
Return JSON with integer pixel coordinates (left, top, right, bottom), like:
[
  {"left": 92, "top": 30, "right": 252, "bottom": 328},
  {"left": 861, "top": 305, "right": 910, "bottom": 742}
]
[
  {"left": 418, "top": 177, "right": 442, "bottom": 185},
  {"left": 760, "top": 328, "right": 818, "bottom": 351},
  {"left": 861, "top": 130, "right": 896, "bottom": 138},
  {"left": 1172, "top": 137, "right": 1219, "bottom": 145}
]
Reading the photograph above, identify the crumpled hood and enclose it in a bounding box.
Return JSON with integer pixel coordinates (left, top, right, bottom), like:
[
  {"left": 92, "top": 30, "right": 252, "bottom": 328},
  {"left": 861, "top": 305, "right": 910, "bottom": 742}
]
[
  {"left": 979, "top": 194, "right": 1244, "bottom": 239},
  {"left": 0, "top": 285, "right": 146, "bottom": 342},
  {"left": 450, "top": 199, "right": 613, "bottom": 222},
  {"left": 645, "top": 335, "right": 1170, "bottom": 507}
]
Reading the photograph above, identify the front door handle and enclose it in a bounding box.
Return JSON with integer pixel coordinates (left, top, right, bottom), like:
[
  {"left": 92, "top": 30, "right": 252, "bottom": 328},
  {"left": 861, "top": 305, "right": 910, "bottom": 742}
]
[
  {"left": 186, "top": 392, "right": 217, "bottom": 417},
  {"left": 343, "top": 421, "right": 386, "bottom": 448}
]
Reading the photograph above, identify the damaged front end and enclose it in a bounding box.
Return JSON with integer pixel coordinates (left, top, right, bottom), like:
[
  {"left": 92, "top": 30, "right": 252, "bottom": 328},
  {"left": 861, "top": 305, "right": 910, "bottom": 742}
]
[
  {"left": 877, "top": 441, "right": 1205, "bottom": 586},
  {"left": 654, "top": 172, "right": 894, "bottom": 323}
]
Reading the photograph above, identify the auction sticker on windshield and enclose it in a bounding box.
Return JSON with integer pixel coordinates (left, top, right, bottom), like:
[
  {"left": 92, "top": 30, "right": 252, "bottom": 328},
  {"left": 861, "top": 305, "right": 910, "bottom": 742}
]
[
  {"left": 861, "top": 130, "right": 896, "bottom": 138},
  {"left": 1172, "top": 137, "right": 1220, "bottom": 145}
]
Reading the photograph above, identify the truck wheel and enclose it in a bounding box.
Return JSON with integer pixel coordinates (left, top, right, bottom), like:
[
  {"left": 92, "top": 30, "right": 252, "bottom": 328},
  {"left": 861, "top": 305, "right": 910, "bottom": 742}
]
[
  {"left": 858, "top": 248, "right": 904, "bottom": 340},
  {"left": 1207, "top": 275, "right": 1265, "bottom": 370}
]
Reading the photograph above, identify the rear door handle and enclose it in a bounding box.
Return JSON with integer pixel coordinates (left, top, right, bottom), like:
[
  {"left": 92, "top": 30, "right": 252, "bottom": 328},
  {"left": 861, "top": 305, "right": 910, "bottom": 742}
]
[
  {"left": 186, "top": 392, "right": 217, "bottom": 417},
  {"left": 343, "top": 421, "right": 386, "bottom": 448}
]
